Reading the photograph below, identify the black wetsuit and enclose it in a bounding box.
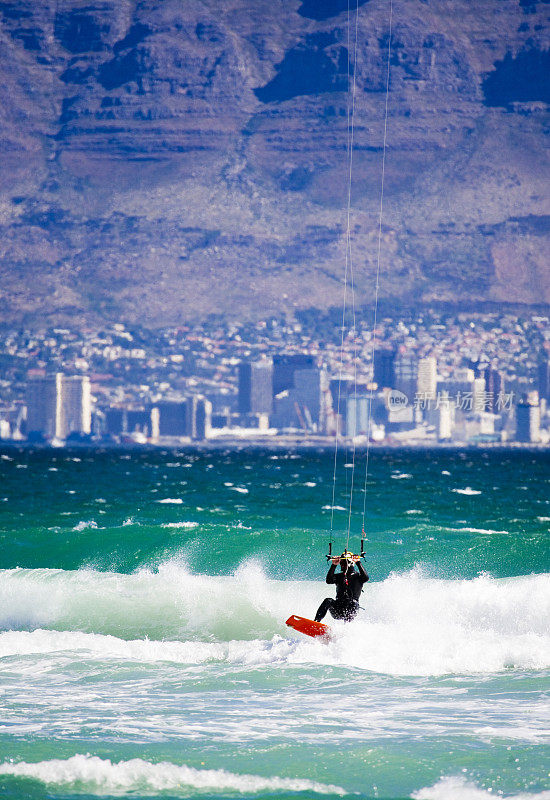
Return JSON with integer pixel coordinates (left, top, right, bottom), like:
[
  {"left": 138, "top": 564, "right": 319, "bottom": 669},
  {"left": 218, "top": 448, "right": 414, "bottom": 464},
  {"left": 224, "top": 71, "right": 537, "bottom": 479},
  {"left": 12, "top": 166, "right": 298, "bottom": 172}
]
[{"left": 315, "top": 561, "right": 369, "bottom": 622}]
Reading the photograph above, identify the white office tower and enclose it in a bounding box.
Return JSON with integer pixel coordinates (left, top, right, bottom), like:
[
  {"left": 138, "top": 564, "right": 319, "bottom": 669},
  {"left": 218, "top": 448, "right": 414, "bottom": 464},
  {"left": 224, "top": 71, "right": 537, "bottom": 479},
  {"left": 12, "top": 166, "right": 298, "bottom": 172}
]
[
  {"left": 345, "top": 396, "right": 369, "bottom": 437},
  {"left": 473, "top": 376, "right": 487, "bottom": 414},
  {"left": 26, "top": 374, "right": 91, "bottom": 440},
  {"left": 61, "top": 376, "right": 92, "bottom": 438},
  {"left": 437, "top": 392, "right": 454, "bottom": 440},
  {"left": 417, "top": 357, "right": 437, "bottom": 400}
]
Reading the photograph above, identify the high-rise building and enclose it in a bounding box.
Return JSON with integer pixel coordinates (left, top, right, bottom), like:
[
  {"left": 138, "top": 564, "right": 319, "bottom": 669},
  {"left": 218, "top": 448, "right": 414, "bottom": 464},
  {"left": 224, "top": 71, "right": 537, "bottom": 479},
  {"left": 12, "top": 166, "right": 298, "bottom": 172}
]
[
  {"left": 272, "top": 369, "right": 330, "bottom": 432},
  {"left": 436, "top": 392, "right": 454, "bottom": 440},
  {"left": 26, "top": 375, "right": 59, "bottom": 438},
  {"left": 345, "top": 396, "right": 370, "bottom": 437},
  {"left": 272, "top": 355, "right": 316, "bottom": 396},
  {"left": 238, "top": 361, "right": 273, "bottom": 415},
  {"left": 516, "top": 397, "right": 540, "bottom": 443},
  {"left": 156, "top": 401, "right": 188, "bottom": 437},
  {"left": 482, "top": 365, "right": 505, "bottom": 413},
  {"left": 293, "top": 368, "right": 327, "bottom": 427},
  {"left": 62, "top": 376, "right": 92, "bottom": 438},
  {"left": 26, "top": 374, "right": 91, "bottom": 440},
  {"left": 394, "top": 354, "right": 417, "bottom": 401},
  {"left": 417, "top": 356, "right": 437, "bottom": 400},
  {"left": 373, "top": 349, "right": 396, "bottom": 389},
  {"left": 186, "top": 396, "right": 211, "bottom": 440},
  {"left": 473, "top": 376, "right": 487, "bottom": 414}
]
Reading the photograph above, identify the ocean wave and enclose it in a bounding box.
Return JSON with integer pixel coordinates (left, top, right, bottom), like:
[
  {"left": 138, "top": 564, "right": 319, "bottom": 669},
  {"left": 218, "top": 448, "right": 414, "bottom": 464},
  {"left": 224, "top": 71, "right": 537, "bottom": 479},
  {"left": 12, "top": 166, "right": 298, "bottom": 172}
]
[
  {"left": 452, "top": 488, "right": 482, "bottom": 496},
  {"left": 162, "top": 521, "right": 199, "bottom": 529},
  {"left": 0, "top": 754, "right": 346, "bottom": 796},
  {"left": 413, "top": 776, "right": 550, "bottom": 800},
  {"left": 73, "top": 520, "right": 99, "bottom": 532},
  {"left": 156, "top": 498, "right": 183, "bottom": 504},
  {"left": 448, "top": 527, "right": 508, "bottom": 535},
  {"left": 0, "top": 564, "right": 548, "bottom": 675}
]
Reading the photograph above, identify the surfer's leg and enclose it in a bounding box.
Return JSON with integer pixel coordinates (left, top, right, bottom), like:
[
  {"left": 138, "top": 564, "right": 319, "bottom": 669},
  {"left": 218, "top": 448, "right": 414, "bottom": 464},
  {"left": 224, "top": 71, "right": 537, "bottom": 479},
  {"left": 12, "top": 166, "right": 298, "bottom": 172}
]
[
  {"left": 341, "top": 601, "right": 359, "bottom": 621},
  {"left": 314, "top": 598, "right": 333, "bottom": 622}
]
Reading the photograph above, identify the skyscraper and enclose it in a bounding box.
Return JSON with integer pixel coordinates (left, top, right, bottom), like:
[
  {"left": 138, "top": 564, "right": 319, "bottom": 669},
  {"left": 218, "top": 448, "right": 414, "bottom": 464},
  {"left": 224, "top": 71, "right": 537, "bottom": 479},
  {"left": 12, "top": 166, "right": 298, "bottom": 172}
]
[
  {"left": 482, "top": 365, "right": 505, "bottom": 413},
  {"left": 516, "top": 398, "right": 540, "bottom": 443},
  {"left": 61, "top": 376, "right": 92, "bottom": 438},
  {"left": 373, "top": 349, "right": 396, "bottom": 389},
  {"left": 272, "top": 355, "right": 315, "bottom": 396},
  {"left": 26, "top": 375, "right": 59, "bottom": 439},
  {"left": 417, "top": 356, "right": 437, "bottom": 400},
  {"left": 238, "top": 360, "right": 273, "bottom": 415},
  {"left": 394, "top": 353, "right": 417, "bottom": 401},
  {"left": 26, "top": 374, "right": 91, "bottom": 440},
  {"left": 156, "top": 401, "right": 188, "bottom": 437}
]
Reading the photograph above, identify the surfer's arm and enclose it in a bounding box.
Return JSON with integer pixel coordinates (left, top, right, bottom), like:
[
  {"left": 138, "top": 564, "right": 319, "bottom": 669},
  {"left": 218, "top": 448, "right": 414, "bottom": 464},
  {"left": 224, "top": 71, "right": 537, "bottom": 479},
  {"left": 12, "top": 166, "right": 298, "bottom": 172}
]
[
  {"left": 326, "top": 564, "right": 337, "bottom": 584},
  {"left": 356, "top": 560, "right": 369, "bottom": 583}
]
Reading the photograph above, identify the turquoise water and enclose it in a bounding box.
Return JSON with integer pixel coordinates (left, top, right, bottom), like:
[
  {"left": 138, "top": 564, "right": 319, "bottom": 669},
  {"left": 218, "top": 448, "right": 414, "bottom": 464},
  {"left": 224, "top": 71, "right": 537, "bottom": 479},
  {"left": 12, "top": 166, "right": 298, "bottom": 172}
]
[{"left": 0, "top": 447, "right": 549, "bottom": 799}]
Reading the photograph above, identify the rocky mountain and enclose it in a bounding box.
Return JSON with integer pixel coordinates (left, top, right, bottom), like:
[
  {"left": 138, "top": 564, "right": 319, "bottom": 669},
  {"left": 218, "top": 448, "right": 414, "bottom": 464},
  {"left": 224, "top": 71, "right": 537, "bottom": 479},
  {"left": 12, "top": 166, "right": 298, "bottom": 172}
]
[{"left": 0, "top": 0, "right": 549, "bottom": 328}]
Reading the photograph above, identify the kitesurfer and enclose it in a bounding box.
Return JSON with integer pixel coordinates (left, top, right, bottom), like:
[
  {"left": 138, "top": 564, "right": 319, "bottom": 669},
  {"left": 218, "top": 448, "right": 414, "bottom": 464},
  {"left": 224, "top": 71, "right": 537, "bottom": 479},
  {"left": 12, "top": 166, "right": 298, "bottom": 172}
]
[{"left": 314, "top": 550, "right": 368, "bottom": 622}]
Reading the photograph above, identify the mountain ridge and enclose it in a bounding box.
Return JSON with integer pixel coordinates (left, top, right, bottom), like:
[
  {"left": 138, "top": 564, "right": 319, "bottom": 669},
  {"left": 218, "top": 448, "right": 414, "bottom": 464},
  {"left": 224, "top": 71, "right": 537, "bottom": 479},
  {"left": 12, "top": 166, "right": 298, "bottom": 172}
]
[{"left": 0, "top": 0, "right": 549, "bottom": 328}]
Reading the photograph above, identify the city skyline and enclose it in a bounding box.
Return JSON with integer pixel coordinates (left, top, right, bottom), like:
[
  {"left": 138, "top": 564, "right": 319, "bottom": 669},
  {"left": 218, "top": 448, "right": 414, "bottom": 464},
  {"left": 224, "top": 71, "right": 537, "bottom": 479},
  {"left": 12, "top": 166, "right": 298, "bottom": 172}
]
[{"left": 2, "top": 308, "right": 549, "bottom": 447}]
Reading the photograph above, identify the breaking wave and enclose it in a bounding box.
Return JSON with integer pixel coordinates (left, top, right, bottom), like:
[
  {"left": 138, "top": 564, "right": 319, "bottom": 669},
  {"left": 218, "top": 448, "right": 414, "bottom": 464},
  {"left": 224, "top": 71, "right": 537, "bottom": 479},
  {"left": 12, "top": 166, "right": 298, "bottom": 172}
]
[
  {"left": 413, "top": 776, "right": 550, "bottom": 800},
  {"left": 0, "top": 563, "right": 548, "bottom": 676},
  {"left": 0, "top": 754, "right": 346, "bottom": 796}
]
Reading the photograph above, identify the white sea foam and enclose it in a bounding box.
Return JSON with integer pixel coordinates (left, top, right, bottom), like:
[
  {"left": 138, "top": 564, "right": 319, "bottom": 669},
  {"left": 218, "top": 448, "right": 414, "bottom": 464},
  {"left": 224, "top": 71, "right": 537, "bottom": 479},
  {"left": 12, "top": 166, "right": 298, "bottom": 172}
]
[
  {"left": 73, "top": 520, "right": 99, "bottom": 531},
  {"left": 449, "top": 527, "right": 508, "bottom": 535},
  {"left": 162, "top": 521, "right": 199, "bottom": 529},
  {"left": 229, "top": 486, "right": 249, "bottom": 494},
  {"left": 303, "top": 481, "right": 317, "bottom": 487},
  {"left": 0, "top": 754, "right": 346, "bottom": 796},
  {"left": 413, "top": 776, "right": 550, "bottom": 800},
  {"left": 0, "top": 564, "right": 549, "bottom": 676},
  {"left": 405, "top": 509, "right": 423, "bottom": 515},
  {"left": 156, "top": 498, "right": 183, "bottom": 504},
  {"left": 452, "top": 488, "right": 482, "bottom": 496}
]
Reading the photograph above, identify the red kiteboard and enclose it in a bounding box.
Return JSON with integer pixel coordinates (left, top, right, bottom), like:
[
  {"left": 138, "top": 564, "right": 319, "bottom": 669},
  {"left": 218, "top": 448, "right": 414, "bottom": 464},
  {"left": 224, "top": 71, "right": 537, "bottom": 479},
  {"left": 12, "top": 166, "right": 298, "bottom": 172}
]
[{"left": 286, "top": 614, "right": 331, "bottom": 639}]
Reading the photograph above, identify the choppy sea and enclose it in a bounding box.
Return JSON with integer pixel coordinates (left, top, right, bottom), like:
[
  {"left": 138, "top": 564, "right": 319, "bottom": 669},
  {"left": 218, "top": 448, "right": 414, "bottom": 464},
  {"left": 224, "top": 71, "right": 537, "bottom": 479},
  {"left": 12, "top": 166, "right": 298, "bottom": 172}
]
[{"left": 0, "top": 447, "right": 548, "bottom": 800}]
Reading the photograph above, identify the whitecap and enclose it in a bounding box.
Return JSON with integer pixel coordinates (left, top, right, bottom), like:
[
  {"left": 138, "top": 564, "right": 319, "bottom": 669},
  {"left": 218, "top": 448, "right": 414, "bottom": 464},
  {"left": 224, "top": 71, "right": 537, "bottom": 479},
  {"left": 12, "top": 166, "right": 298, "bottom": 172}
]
[
  {"left": 229, "top": 486, "right": 249, "bottom": 494},
  {"left": 391, "top": 473, "right": 412, "bottom": 480},
  {"left": 162, "top": 522, "right": 199, "bottom": 529},
  {"left": 441, "top": 470, "right": 451, "bottom": 475},
  {"left": 450, "top": 527, "right": 508, "bottom": 535},
  {"left": 322, "top": 505, "right": 346, "bottom": 511},
  {"left": 73, "top": 520, "right": 98, "bottom": 532},
  {"left": 0, "top": 755, "right": 347, "bottom": 796},
  {"left": 405, "top": 509, "right": 423, "bottom": 515},
  {"left": 157, "top": 498, "right": 183, "bottom": 504},
  {"left": 413, "top": 775, "right": 550, "bottom": 800},
  {"left": 537, "top": 516, "right": 550, "bottom": 522},
  {"left": 452, "top": 487, "right": 482, "bottom": 496},
  {"left": 1, "top": 455, "right": 13, "bottom": 461},
  {"left": 303, "top": 482, "right": 317, "bottom": 487},
  {"left": 48, "top": 467, "right": 58, "bottom": 472}
]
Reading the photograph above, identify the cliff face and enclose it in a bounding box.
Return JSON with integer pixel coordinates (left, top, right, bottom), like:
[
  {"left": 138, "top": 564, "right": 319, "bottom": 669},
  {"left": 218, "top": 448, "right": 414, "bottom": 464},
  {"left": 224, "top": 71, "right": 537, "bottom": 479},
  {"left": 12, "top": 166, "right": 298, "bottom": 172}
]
[{"left": 0, "top": 0, "right": 548, "bottom": 327}]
